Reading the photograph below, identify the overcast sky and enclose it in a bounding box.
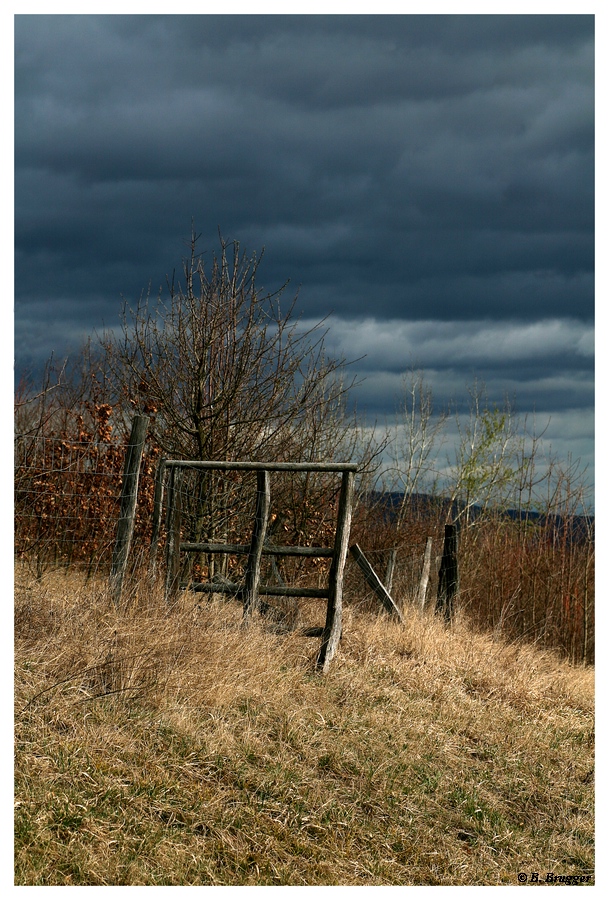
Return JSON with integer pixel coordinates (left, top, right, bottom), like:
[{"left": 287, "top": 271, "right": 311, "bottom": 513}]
[{"left": 14, "top": 12, "right": 595, "bottom": 489}]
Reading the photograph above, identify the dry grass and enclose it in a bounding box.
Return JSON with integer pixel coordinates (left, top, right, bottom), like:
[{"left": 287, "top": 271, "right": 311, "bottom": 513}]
[{"left": 15, "top": 565, "right": 594, "bottom": 885}]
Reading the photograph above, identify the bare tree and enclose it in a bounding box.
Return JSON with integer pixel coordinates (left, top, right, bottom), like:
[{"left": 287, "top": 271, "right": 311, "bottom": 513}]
[
  {"left": 387, "top": 370, "right": 447, "bottom": 529},
  {"left": 14, "top": 354, "right": 68, "bottom": 439},
  {"left": 100, "top": 230, "right": 375, "bottom": 581},
  {"left": 375, "top": 370, "right": 447, "bottom": 595},
  {"left": 102, "top": 231, "right": 357, "bottom": 465}
]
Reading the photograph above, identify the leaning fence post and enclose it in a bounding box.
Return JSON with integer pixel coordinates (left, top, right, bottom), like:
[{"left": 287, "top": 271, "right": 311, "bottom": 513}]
[
  {"left": 110, "top": 414, "right": 149, "bottom": 604},
  {"left": 436, "top": 524, "right": 459, "bottom": 623},
  {"left": 349, "top": 543, "right": 404, "bottom": 623},
  {"left": 317, "top": 469, "right": 354, "bottom": 672},
  {"left": 385, "top": 548, "right": 397, "bottom": 594}
]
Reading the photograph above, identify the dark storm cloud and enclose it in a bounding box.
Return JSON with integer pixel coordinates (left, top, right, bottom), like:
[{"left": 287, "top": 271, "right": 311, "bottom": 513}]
[
  {"left": 15, "top": 15, "right": 593, "bottom": 312},
  {"left": 14, "top": 13, "right": 594, "bottom": 479}
]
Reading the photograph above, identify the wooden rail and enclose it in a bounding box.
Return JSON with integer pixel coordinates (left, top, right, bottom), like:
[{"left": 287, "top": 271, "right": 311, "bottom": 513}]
[
  {"left": 163, "top": 460, "right": 358, "bottom": 472},
  {"left": 179, "top": 542, "right": 335, "bottom": 557},
  {"left": 186, "top": 582, "right": 330, "bottom": 599}
]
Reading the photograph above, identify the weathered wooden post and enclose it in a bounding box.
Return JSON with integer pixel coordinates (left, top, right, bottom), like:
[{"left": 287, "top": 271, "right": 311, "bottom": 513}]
[
  {"left": 436, "top": 524, "right": 459, "bottom": 623},
  {"left": 149, "top": 458, "right": 167, "bottom": 580},
  {"left": 164, "top": 465, "right": 183, "bottom": 602},
  {"left": 110, "top": 414, "right": 149, "bottom": 605},
  {"left": 241, "top": 469, "right": 271, "bottom": 622},
  {"left": 417, "top": 536, "right": 433, "bottom": 610},
  {"left": 317, "top": 469, "right": 354, "bottom": 672}
]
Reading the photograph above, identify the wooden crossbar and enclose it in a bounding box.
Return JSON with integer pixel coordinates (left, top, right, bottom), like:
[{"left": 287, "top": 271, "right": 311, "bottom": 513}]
[
  {"left": 164, "top": 459, "right": 358, "bottom": 472},
  {"left": 179, "top": 541, "right": 334, "bottom": 557},
  {"left": 186, "top": 582, "right": 329, "bottom": 599}
]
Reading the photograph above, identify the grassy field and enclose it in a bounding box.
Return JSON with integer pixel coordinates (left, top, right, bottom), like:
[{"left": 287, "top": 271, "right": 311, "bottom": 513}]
[{"left": 14, "top": 567, "right": 594, "bottom": 886}]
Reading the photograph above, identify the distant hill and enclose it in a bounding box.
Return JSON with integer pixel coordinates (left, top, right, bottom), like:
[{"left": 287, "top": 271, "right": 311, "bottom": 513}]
[{"left": 368, "top": 491, "right": 594, "bottom": 545}]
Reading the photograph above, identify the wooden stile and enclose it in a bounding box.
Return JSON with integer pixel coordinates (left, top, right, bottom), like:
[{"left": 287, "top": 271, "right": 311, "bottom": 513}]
[{"left": 154, "top": 458, "right": 357, "bottom": 671}]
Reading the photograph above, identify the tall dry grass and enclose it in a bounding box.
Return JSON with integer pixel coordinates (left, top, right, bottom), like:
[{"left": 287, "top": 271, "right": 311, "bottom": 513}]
[{"left": 15, "top": 564, "right": 594, "bottom": 886}]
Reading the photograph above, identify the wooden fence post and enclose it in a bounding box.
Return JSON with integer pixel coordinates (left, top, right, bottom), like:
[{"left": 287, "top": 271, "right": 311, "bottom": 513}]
[
  {"left": 436, "top": 524, "right": 459, "bottom": 623},
  {"left": 241, "top": 469, "right": 271, "bottom": 622},
  {"left": 317, "top": 469, "right": 354, "bottom": 672},
  {"left": 164, "top": 466, "right": 183, "bottom": 602},
  {"left": 110, "top": 414, "right": 149, "bottom": 604},
  {"left": 149, "top": 458, "right": 167, "bottom": 580},
  {"left": 417, "top": 537, "right": 433, "bottom": 610}
]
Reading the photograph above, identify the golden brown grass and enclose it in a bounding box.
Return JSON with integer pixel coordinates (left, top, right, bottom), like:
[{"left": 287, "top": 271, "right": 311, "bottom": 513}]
[{"left": 15, "top": 565, "right": 594, "bottom": 885}]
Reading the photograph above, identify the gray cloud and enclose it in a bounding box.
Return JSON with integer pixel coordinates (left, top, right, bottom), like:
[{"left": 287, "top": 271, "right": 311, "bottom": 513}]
[{"left": 322, "top": 317, "right": 593, "bottom": 372}]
